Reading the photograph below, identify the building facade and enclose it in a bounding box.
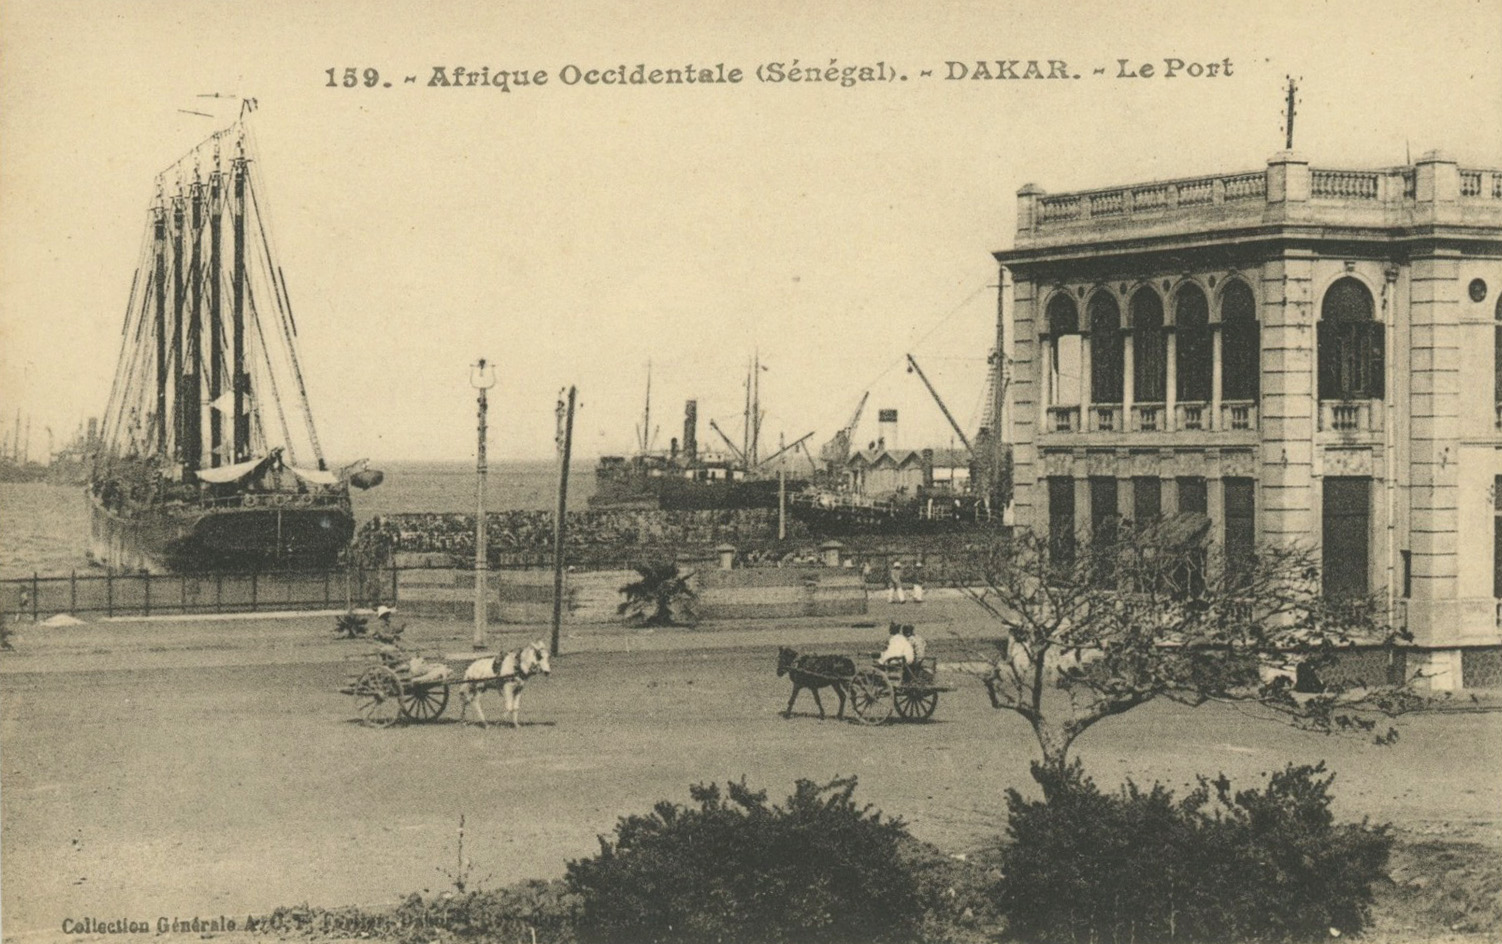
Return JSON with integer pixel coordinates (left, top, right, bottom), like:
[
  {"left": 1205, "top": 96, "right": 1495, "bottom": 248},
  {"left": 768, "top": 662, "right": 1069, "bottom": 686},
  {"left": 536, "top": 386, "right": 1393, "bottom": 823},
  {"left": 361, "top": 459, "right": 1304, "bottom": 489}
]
[{"left": 995, "top": 151, "right": 1502, "bottom": 689}]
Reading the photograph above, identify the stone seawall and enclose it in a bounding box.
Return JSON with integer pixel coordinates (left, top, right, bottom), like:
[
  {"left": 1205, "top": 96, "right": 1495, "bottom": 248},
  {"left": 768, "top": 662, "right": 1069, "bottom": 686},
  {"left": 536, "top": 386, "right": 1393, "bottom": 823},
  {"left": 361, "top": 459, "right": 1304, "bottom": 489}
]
[{"left": 395, "top": 565, "right": 867, "bottom": 624}]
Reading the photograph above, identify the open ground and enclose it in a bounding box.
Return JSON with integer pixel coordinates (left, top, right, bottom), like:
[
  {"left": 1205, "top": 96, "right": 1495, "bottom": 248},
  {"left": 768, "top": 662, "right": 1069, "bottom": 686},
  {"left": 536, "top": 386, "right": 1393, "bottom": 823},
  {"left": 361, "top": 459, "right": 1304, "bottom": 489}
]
[{"left": 3, "top": 597, "right": 1500, "bottom": 941}]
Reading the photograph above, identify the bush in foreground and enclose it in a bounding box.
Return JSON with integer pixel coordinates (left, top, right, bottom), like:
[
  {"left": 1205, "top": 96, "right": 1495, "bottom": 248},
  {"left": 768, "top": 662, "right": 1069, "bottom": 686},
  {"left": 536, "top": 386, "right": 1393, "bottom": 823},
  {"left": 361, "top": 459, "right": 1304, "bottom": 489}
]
[
  {"left": 998, "top": 760, "right": 1393, "bottom": 943},
  {"left": 565, "top": 776, "right": 933, "bottom": 944}
]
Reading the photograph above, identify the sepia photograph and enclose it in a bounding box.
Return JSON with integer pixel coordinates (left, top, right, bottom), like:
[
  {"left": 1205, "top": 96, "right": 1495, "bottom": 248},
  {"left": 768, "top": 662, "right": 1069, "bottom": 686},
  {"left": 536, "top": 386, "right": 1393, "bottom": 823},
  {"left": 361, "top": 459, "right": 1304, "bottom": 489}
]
[{"left": 2, "top": 1, "right": 1500, "bottom": 941}]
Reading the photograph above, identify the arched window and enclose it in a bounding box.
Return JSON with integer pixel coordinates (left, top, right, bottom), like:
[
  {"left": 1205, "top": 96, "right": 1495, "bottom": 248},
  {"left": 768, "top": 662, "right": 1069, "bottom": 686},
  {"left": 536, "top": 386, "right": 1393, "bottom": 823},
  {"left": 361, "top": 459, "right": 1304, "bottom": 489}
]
[
  {"left": 1131, "top": 288, "right": 1166, "bottom": 402},
  {"left": 1317, "top": 278, "right": 1383, "bottom": 399},
  {"left": 1046, "top": 293, "right": 1081, "bottom": 406},
  {"left": 1221, "top": 281, "right": 1259, "bottom": 401},
  {"left": 1174, "top": 284, "right": 1211, "bottom": 402},
  {"left": 1088, "top": 292, "right": 1123, "bottom": 403}
]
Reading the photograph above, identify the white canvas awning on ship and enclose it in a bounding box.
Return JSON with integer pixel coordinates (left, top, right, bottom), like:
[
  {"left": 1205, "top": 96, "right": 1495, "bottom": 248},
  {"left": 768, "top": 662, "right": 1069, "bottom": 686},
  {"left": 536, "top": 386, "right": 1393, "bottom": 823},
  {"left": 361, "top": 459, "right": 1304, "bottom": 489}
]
[
  {"left": 289, "top": 465, "right": 338, "bottom": 486},
  {"left": 195, "top": 456, "right": 265, "bottom": 484}
]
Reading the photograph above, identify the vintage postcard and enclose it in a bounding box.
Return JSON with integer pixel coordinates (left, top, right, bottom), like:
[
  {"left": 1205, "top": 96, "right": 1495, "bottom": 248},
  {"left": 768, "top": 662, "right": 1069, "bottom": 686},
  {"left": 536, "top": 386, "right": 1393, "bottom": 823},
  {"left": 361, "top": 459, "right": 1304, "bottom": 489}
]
[{"left": 3, "top": 1, "right": 1500, "bottom": 941}]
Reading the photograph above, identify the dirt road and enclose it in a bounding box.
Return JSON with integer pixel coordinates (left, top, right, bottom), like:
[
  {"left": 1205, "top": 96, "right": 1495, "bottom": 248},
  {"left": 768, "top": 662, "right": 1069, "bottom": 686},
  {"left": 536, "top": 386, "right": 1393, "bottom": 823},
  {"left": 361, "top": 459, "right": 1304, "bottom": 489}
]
[{"left": 3, "top": 609, "right": 1500, "bottom": 939}]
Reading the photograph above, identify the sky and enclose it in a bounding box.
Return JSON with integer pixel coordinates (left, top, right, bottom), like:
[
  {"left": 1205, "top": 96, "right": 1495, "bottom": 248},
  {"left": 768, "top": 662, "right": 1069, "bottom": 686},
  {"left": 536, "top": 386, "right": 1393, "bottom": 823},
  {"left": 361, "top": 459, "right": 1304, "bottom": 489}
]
[{"left": 1, "top": 0, "right": 1499, "bottom": 464}]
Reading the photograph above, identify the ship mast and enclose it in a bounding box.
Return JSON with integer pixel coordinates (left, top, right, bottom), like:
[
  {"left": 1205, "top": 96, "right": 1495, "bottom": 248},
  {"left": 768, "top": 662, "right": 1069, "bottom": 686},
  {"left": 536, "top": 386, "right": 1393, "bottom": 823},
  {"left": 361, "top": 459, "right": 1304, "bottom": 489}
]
[
  {"left": 170, "top": 192, "right": 186, "bottom": 467},
  {"left": 208, "top": 153, "right": 223, "bottom": 467},
  {"left": 231, "top": 144, "right": 249, "bottom": 463},
  {"left": 182, "top": 174, "right": 204, "bottom": 478},
  {"left": 152, "top": 194, "right": 168, "bottom": 456}
]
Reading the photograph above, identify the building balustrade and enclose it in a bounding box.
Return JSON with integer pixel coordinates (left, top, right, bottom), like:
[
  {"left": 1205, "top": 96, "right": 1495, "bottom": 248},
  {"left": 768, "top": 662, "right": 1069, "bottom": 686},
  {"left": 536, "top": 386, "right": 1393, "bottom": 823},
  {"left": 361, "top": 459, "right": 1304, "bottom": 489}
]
[
  {"left": 1047, "top": 405, "right": 1080, "bottom": 433},
  {"left": 1311, "top": 169, "right": 1379, "bottom": 200},
  {"left": 1319, "top": 400, "right": 1383, "bottom": 434},
  {"left": 1022, "top": 163, "right": 1502, "bottom": 236},
  {"left": 1133, "top": 402, "right": 1164, "bottom": 432},
  {"left": 1176, "top": 401, "right": 1207, "bottom": 430},
  {"left": 1090, "top": 404, "right": 1121, "bottom": 432},
  {"left": 1221, "top": 400, "right": 1257, "bottom": 431}
]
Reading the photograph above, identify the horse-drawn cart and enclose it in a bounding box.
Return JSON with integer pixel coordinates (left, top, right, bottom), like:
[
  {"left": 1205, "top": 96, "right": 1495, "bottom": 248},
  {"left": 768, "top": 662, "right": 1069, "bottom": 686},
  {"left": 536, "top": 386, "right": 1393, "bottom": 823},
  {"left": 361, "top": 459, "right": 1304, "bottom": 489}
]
[
  {"left": 847, "top": 656, "right": 951, "bottom": 725},
  {"left": 339, "top": 639, "right": 551, "bottom": 728},
  {"left": 340, "top": 661, "right": 453, "bottom": 727}
]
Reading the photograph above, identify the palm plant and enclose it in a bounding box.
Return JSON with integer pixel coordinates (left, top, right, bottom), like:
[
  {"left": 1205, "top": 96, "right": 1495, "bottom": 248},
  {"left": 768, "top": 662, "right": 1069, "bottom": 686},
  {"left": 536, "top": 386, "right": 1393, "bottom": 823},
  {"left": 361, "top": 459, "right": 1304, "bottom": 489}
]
[{"left": 618, "top": 562, "right": 698, "bottom": 627}]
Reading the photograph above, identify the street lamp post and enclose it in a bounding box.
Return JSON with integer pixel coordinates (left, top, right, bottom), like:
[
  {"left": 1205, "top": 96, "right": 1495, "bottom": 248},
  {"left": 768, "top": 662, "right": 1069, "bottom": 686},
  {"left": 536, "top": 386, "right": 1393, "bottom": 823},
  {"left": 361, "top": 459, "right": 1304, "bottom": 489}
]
[{"left": 470, "top": 358, "right": 496, "bottom": 649}]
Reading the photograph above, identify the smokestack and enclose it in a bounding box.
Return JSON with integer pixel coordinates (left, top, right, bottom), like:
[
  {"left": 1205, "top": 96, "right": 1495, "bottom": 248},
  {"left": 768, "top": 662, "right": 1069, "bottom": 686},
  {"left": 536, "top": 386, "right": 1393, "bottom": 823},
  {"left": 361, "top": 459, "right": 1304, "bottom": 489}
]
[
  {"left": 877, "top": 408, "right": 898, "bottom": 450},
  {"left": 683, "top": 400, "right": 698, "bottom": 459}
]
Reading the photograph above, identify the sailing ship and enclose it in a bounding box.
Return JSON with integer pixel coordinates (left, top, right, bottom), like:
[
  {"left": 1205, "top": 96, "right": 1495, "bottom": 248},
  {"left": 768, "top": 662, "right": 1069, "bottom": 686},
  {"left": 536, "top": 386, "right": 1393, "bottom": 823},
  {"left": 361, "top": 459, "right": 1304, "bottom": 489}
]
[
  {"left": 89, "top": 105, "right": 366, "bottom": 573},
  {"left": 589, "top": 357, "right": 812, "bottom": 511}
]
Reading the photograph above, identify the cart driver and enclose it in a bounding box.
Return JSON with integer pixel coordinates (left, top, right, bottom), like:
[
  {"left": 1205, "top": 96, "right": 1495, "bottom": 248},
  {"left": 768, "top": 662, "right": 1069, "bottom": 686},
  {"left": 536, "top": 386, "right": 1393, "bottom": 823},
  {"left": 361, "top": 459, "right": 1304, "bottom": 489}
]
[
  {"left": 372, "top": 607, "right": 450, "bottom": 684},
  {"left": 878, "top": 621, "right": 915, "bottom": 668}
]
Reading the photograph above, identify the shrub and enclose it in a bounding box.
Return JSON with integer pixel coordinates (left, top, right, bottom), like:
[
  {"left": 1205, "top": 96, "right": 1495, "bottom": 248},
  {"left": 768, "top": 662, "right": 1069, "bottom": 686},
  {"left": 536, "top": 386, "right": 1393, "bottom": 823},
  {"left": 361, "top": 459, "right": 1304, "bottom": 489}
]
[
  {"left": 617, "top": 562, "right": 697, "bottom": 627},
  {"left": 997, "top": 761, "right": 1392, "bottom": 943},
  {"left": 565, "top": 777, "right": 932, "bottom": 944}
]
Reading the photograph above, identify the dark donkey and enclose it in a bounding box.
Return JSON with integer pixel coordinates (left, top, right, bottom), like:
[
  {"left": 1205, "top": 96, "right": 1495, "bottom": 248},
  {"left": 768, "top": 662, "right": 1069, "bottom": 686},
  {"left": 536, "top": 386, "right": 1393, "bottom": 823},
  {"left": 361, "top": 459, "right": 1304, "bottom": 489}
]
[{"left": 776, "top": 647, "right": 856, "bottom": 720}]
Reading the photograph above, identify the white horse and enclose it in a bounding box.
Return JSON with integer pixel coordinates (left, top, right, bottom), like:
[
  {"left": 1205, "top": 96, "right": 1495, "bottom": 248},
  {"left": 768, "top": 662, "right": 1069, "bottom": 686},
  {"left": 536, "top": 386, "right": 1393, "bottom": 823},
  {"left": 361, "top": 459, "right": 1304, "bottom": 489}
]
[{"left": 458, "top": 640, "right": 552, "bottom": 729}]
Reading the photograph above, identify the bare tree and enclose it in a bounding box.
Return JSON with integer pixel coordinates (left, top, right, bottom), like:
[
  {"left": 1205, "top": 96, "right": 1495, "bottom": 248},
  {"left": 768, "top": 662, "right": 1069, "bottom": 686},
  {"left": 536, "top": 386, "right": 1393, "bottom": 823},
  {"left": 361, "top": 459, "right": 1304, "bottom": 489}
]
[{"left": 957, "top": 523, "right": 1433, "bottom": 779}]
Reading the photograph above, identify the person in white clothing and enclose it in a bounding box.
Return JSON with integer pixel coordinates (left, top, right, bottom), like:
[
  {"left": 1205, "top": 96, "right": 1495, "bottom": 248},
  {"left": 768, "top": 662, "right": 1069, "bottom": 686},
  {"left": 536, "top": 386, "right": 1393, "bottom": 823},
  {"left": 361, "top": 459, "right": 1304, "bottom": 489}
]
[
  {"left": 887, "top": 560, "right": 906, "bottom": 604},
  {"left": 902, "top": 624, "right": 927, "bottom": 663},
  {"left": 878, "top": 622, "right": 915, "bottom": 665}
]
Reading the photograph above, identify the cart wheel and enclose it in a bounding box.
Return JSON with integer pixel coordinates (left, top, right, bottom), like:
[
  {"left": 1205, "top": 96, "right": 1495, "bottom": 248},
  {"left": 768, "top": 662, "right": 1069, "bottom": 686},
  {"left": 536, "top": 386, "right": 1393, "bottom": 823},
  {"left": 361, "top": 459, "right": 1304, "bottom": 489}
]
[
  {"left": 849, "top": 667, "right": 894, "bottom": 725},
  {"left": 401, "top": 683, "right": 450, "bottom": 722},
  {"left": 894, "top": 688, "right": 939, "bottom": 720},
  {"left": 355, "top": 666, "right": 403, "bottom": 728}
]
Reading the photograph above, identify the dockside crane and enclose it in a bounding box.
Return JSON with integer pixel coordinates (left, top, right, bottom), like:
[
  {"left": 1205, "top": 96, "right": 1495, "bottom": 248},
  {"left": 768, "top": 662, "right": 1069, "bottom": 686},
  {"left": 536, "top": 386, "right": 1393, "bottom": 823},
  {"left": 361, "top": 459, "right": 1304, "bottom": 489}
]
[
  {"left": 753, "top": 430, "right": 816, "bottom": 470},
  {"left": 708, "top": 419, "right": 746, "bottom": 464},
  {"left": 905, "top": 354, "right": 973, "bottom": 455},
  {"left": 818, "top": 391, "right": 869, "bottom": 466}
]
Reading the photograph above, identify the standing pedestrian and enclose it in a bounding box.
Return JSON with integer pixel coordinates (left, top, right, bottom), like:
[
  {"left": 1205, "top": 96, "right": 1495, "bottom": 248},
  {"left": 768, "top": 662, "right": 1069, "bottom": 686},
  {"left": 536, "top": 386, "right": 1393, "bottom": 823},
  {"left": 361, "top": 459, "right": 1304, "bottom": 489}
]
[{"left": 888, "top": 559, "right": 905, "bottom": 604}]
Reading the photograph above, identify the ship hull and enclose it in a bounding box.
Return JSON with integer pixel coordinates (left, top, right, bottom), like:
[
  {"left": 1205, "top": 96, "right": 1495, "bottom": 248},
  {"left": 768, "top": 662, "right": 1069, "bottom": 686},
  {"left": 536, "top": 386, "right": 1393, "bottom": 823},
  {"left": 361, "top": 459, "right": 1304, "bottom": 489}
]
[
  {"left": 788, "top": 494, "right": 1000, "bottom": 537},
  {"left": 589, "top": 475, "right": 794, "bottom": 511},
  {"left": 88, "top": 493, "right": 355, "bottom": 573}
]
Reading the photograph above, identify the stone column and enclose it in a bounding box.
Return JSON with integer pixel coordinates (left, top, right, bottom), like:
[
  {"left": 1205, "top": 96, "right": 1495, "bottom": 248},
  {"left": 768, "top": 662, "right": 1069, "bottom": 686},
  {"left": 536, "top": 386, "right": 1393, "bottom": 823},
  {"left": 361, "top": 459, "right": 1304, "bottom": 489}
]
[
  {"left": 1406, "top": 248, "right": 1462, "bottom": 647},
  {"left": 1165, "top": 328, "right": 1178, "bottom": 430},
  {"left": 1010, "top": 278, "right": 1041, "bottom": 532},
  {"left": 1258, "top": 251, "right": 1317, "bottom": 543},
  {"left": 1210, "top": 325, "right": 1223, "bottom": 430}
]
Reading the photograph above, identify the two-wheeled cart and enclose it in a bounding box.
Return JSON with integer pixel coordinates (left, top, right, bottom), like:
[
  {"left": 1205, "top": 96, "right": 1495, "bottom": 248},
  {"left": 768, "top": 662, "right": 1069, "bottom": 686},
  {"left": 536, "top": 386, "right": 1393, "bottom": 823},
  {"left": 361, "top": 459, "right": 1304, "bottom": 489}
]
[
  {"left": 847, "top": 656, "right": 951, "bottom": 725},
  {"left": 339, "top": 654, "right": 456, "bottom": 728}
]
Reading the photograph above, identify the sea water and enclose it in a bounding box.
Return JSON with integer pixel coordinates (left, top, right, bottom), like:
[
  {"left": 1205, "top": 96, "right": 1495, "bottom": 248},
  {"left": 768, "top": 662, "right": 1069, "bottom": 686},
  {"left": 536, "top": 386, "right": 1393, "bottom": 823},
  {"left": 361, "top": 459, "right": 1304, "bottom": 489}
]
[{"left": 0, "top": 460, "right": 597, "bottom": 579}]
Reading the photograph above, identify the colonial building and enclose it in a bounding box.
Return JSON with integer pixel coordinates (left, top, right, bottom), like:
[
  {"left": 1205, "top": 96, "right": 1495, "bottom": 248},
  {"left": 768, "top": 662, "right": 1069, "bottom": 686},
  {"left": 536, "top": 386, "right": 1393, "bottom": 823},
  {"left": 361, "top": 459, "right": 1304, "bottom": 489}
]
[{"left": 995, "top": 151, "right": 1502, "bottom": 689}]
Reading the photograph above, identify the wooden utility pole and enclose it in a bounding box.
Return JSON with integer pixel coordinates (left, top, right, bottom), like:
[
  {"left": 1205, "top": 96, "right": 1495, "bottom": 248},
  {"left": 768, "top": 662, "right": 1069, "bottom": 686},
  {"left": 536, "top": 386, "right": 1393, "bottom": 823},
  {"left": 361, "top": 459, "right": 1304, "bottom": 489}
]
[
  {"left": 471, "top": 358, "right": 496, "bottom": 649},
  {"left": 550, "top": 385, "right": 577, "bottom": 657}
]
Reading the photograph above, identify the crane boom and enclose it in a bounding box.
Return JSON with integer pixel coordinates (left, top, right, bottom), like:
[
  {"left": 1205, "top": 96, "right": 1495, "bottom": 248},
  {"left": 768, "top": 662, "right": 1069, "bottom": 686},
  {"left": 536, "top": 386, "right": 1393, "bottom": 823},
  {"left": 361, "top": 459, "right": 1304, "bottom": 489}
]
[
  {"left": 754, "top": 430, "right": 816, "bottom": 469},
  {"left": 905, "top": 354, "right": 973, "bottom": 454},
  {"left": 708, "top": 419, "right": 745, "bottom": 464}
]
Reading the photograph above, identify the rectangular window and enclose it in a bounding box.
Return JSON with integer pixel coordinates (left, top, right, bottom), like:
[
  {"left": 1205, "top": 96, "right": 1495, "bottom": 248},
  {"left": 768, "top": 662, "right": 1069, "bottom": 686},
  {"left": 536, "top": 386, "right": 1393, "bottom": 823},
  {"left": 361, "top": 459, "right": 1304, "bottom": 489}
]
[
  {"left": 1323, "top": 477, "right": 1371, "bottom": 597},
  {"left": 1494, "top": 476, "right": 1502, "bottom": 599},
  {"left": 1090, "top": 476, "right": 1119, "bottom": 547},
  {"left": 1318, "top": 322, "right": 1385, "bottom": 400},
  {"left": 1049, "top": 476, "right": 1076, "bottom": 566},
  {"left": 1225, "top": 477, "right": 1256, "bottom": 570},
  {"left": 1132, "top": 476, "right": 1161, "bottom": 528},
  {"left": 1176, "top": 476, "right": 1208, "bottom": 515}
]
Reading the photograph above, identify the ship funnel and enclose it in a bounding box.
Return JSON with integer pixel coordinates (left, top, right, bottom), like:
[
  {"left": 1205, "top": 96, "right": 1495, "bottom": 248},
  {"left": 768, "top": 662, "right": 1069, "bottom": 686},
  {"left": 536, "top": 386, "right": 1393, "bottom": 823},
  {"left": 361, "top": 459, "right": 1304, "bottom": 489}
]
[
  {"left": 877, "top": 408, "right": 898, "bottom": 451},
  {"left": 683, "top": 400, "right": 698, "bottom": 460}
]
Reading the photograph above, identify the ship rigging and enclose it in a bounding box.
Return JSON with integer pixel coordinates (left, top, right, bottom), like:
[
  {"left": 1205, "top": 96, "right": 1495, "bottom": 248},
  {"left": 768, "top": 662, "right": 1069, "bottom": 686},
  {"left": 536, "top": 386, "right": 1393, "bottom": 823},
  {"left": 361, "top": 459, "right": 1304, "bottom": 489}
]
[{"left": 90, "top": 105, "right": 365, "bottom": 572}]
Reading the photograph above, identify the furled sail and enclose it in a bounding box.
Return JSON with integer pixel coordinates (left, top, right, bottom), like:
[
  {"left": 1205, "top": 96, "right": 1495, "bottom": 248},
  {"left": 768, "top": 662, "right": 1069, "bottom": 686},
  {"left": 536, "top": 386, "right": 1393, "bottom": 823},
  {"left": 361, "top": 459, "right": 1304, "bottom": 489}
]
[{"left": 195, "top": 456, "right": 265, "bottom": 484}]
